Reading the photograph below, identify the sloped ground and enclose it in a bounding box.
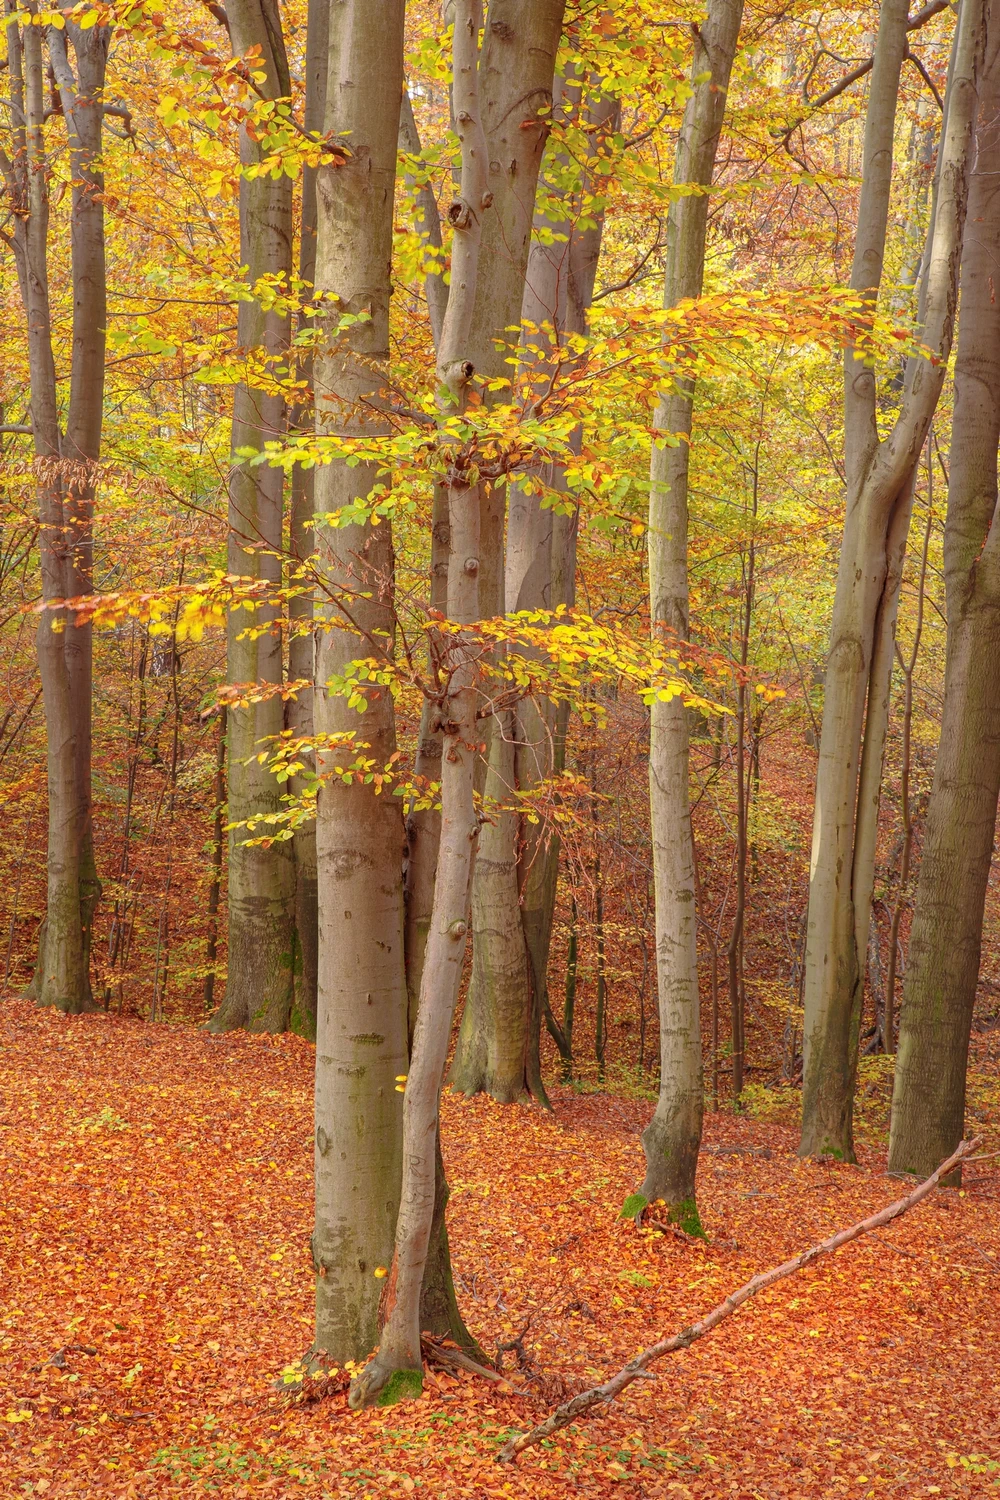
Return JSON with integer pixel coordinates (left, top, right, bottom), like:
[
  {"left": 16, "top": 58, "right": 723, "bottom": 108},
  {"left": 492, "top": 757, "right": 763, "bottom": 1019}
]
[{"left": 1, "top": 997, "right": 998, "bottom": 1499}]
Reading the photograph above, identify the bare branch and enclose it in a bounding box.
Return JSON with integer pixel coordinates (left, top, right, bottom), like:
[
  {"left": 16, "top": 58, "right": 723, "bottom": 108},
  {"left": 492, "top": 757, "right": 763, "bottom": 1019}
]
[{"left": 497, "top": 1137, "right": 980, "bottom": 1463}]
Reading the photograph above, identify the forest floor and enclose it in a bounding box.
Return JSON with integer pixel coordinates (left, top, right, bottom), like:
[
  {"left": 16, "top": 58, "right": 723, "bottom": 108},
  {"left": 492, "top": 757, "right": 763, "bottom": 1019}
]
[{"left": 1, "top": 998, "right": 999, "bottom": 1499}]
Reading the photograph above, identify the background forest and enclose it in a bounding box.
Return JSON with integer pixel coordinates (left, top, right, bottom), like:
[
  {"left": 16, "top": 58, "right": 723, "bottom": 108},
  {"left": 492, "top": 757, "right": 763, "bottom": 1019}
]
[{"left": 1, "top": 0, "right": 999, "bottom": 1496}]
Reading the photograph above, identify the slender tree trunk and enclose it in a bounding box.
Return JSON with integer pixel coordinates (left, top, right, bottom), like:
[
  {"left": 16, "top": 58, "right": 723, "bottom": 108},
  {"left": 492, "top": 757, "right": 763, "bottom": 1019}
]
[
  {"left": 883, "top": 455, "right": 933, "bottom": 1052},
  {"left": 453, "top": 0, "right": 566, "bottom": 1089},
  {"left": 890, "top": 17, "right": 1000, "bottom": 1178},
  {"left": 51, "top": 19, "right": 107, "bottom": 995},
  {"left": 350, "top": 0, "right": 489, "bottom": 1407},
  {"left": 637, "top": 0, "right": 745, "bottom": 1231},
  {"left": 309, "top": 0, "right": 409, "bottom": 1368},
  {"left": 286, "top": 0, "right": 328, "bottom": 1041},
  {"left": 2, "top": 7, "right": 108, "bottom": 1013},
  {"left": 453, "top": 64, "right": 615, "bottom": 1103},
  {"left": 209, "top": 0, "right": 296, "bottom": 1034},
  {"left": 799, "top": 0, "right": 982, "bottom": 1159},
  {"left": 203, "top": 706, "right": 227, "bottom": 1015}
]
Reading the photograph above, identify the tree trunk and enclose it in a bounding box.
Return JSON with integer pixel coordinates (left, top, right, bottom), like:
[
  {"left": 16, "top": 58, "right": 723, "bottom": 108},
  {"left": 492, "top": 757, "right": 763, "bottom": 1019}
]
[
  {"left": 453, "top": 60, "right": 613, "bottom": 1104},
  {"left": 889, "top": 14, "right": 1000, "bottom": 1178},
  {"left": 286, "top": 0, "right": 328, "bottom": 1041},
  {"left": 3, "top": 7, "right": 108, "bottom": 1013},
  {"left": 637, "top": 0, "right": 745, "bottom": 1231},
  {"left": 310, "top": 0, "right": 409, "bottom": 1368},
  {"left": 455, "top": 0, "right": 566, "bottom": 1078},
  {"left": 800, "top": 0, "right": 983, "bottom": 1159},
  {"left": 209, "top": 0, "right": 297, "bottom": 1034},
  {"left": 350, "top": 0, "right": 489, "bottom": 1408}
]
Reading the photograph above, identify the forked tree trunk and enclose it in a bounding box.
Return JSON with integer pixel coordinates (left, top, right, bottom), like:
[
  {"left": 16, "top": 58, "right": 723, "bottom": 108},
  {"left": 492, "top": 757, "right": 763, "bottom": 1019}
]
[
  {"left": 800, "top": 0, "right": 983, "bottom": 1159},
  {"left": 2, "top": 7, "right": 108, "bottom": 1013},
  {"left": 209, "top": 0, "right": 297, "bottom": 1034},
  {"left": 453, "top": 49, "right": 616, "bottom": 1108},
  {"left": 890, "top": 11, "right": 1000, "bottom": 1179},
  {"left": 448, "top": 0, "right": 565, "bottom": 1098},
  {"left": 636, "top": 0, "right": 744, "bottom": 1232},
  {"left": 350, "top": 0, "right": 489, "bottom": 1408},
  {"left": 309, "top": 0, "right": 409, "bottom": 1367}
]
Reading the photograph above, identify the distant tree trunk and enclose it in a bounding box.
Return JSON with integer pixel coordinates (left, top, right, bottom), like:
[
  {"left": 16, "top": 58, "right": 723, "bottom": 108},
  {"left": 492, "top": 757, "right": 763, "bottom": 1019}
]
[
  {"left": 209, "top": 0, "right": 296, "bottom": 1034},
  {"left": 203, "top": 707, "right": 227, "bottom": 1015},
  {"left": 350, "top": 0, "right": 489, "bottom": 1408},
  {"left": 636, "top": 0, "right": 745, "bottom": 1233},
  {"left": 3, "top": 8, "right": 108, "bottom": 1013},
  {"left": 882, "top": 455, "right": 933, "bottom": 1053},
  {"left": 800, "top": 0, "right": 983, "bottom": 1159},
  {"left": 285, "top": 0, "right": 328, "bottom": 1041},
  {"left": 309, "top": 0, "right": 409, "bottom": 1369},
  {"left": 890, "top": 16, "right": 1000, "bottom": 1179}
]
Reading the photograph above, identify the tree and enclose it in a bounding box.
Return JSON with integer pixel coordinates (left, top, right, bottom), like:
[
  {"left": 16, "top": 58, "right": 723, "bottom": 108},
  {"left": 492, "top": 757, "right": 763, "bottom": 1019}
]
[
  {"left": 454, "top": 65, "right": 619, "bottom": 1106},
  {"left": 208, "top": 0, "right": 297, "bottom": 1035},
  {"left": 447, "top": 0, "right": 567, "bottom": 1102},
  {"left": 634, "top": 0, "right": 745, "bottom": 1232},
  {"left": 284, "top": 0, "right": 329, "bottom": 1041},
  {"left": 889, "top": 1, "right": 1000, "bottom": 1179},
  {"left": 2, "top": 4, "right": 109, "bottom": 1013},
  {"left": 799, "top": 0, "right": 982, "bottom": 1159},
  {"left": 308, "top": 0, "right": 409, "bottom": 1367},
  {"left": 349, "top": 0, "right": 491, "bottom": 1407}
]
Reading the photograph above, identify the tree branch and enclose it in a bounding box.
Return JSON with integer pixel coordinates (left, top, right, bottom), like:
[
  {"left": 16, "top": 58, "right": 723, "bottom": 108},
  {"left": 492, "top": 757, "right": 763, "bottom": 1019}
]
[{"left": 497, "top": 1136, "right": 980, "bottom": 1464}]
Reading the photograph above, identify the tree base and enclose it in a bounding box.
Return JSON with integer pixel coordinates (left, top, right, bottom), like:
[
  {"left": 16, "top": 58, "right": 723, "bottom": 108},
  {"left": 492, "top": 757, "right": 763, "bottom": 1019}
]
[
  {"left": 622, "top": 1190, "right": 706, "bottom": 1239},
  {"left": 348, "top": 1352, "right": 423, "bottom": 1410}
]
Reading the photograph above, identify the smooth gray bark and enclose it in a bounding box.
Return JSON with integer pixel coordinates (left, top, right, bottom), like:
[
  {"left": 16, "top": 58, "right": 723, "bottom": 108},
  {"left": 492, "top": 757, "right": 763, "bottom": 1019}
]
[
  {"left": 209, "top": 0, "right": 297, "bottom": 1034},
  {"left": 309, "top": 0, "right": 409, "bottom": 1367},
  {"left": 800, "top": 0, "right": 983, "bottom": 1158},
  {"left": 2, "top": 7, "right": 108, "bottom": 1012},
  {"left": 890, "top": 7, "right": 1000, "bottom": 1179},
  {"left": 350, "top": 0, "right": 489, "bottom": 1408},
  {"left": 285, "top": 0, "right": 329, "bottom": 1040},
  {"left": 639, "top": 0, "right": 745, "bottom": 1229}
]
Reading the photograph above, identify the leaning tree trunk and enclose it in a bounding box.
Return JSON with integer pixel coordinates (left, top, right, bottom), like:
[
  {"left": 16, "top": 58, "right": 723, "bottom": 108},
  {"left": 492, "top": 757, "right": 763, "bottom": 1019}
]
[
  {"left": 209, "top": 0, "right": 297, "bottom": 1034},
  {"left": 799, "top": 0, "right": 983, "bottom": 1160},
  {"left": 309, "top": 0, "right": 410, "bottom": 1368},
  {"left": 2, "top": 8, "right": 108, "bottom": 1013},
  {"left": 889, "top": 8, "right": 1000, "bottom": 1180},
  {"left": 449, "top": 0, "right": 568, "bottom": 1100},
  {"left": 349, "top": 0, "right": 490, "bottom": 1408},
  {"left": 634, "top": 0, "right": 745, "bottom": 1233}
]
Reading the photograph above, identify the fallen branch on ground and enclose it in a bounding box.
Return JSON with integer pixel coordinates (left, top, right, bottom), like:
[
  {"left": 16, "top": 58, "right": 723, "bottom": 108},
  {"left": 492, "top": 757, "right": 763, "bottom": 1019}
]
[{"left": 496, "top": 1138, "right": 980, "bottom": 1464}]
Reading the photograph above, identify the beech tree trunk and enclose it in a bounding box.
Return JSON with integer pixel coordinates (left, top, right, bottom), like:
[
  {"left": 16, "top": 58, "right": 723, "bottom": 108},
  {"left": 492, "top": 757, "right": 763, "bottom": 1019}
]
[
  {"left": 285, "top": 0, "right": 328, "bottom": 1040},
  {"left": 309, "top": 0, "right": 409, "bottom": 1367},
  {"left": 2, "top": 8, "right": 108, "bottom": 1013},
  {"left": 209, "top": 0, "right": 297, "bottom": 1034},
  {"left": 637, "top": 0, "right": 744, "bottom": 1231},
  {"left": 449, "top": 0, "right": 565, "bottom": 1099},
  {"left": 800, "top": 0, "right": 983, "bottom": 1159},
  {"left": 350, "top": 0, "right": 489, "bottom": 1408},
  {"left": 890, "top": 10, "right": 1000, "bottom": 1179}
]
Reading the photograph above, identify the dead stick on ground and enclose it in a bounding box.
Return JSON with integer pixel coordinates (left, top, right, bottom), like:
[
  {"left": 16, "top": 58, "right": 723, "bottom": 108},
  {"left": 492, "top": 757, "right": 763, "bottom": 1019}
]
[{"left": 496, "top": 1138, "right": 980, "bottom": 1464}]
